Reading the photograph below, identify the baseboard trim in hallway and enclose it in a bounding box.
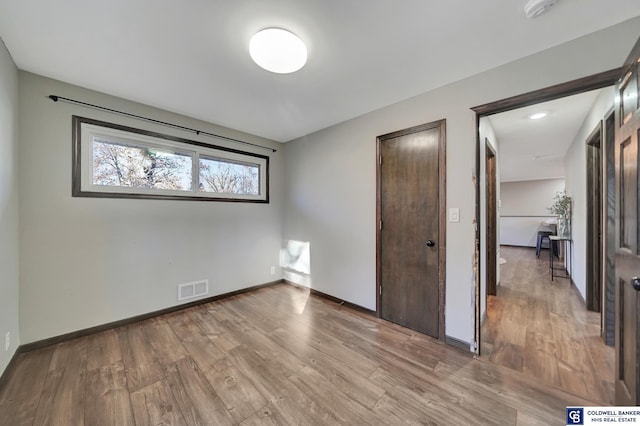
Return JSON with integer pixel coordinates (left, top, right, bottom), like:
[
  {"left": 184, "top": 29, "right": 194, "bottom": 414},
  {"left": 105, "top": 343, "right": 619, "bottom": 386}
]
[{"left": 445, "top": 336, "right": 472, "bottom": 352}]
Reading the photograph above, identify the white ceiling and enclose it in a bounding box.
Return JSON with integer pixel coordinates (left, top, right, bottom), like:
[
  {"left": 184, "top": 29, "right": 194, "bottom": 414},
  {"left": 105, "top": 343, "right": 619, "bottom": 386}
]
[
  {"left": 0, "top": 1, "right": 638, "bottom": 142},
  {"left": 487, "top": 89, "right": 605, "bottom": 182}
]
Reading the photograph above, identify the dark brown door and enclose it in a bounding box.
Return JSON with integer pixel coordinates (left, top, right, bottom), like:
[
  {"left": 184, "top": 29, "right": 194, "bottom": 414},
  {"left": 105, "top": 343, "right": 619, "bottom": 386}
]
[
  {"left": 615, "top": 36, "right": 640, "bottom": 406},
  {"left": 377, "top": 120, "right": 445, "bottom": 338},
  {"left": 586, "top": 123, "right": 602, "bottom": 312},
  {"left": 486, "top": 141, "right": 497, "bottom": 297}
]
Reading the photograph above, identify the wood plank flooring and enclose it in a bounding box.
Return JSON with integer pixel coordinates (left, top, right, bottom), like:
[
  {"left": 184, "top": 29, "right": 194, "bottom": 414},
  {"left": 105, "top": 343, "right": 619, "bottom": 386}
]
[
  {"left": 1, "top": 283, "right": 599, "bottom": 425},
  {"left": 482, "top": 246, "right": 614, "bottom": 405}
]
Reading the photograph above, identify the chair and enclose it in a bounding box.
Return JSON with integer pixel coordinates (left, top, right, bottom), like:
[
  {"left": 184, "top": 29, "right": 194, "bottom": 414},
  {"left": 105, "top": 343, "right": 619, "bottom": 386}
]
[{"left": 536, "top": 231, "right": 553, "bottom": 257}]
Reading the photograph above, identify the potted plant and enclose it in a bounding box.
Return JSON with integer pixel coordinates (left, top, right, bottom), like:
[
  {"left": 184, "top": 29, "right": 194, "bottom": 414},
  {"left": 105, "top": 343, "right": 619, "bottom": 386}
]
[{"left": 548, "top": 189, "right": 572, "bottom": 238}]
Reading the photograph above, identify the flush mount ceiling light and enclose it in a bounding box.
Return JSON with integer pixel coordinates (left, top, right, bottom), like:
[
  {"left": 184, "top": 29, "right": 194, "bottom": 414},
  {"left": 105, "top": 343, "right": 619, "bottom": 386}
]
[
  {"left": 529, "top": 112, "right": 547, "bottom": 120},
  {"left": 249, "top": 28, "right": 307, "bottom": 74},
  {"left": 524, "top": 0, "right": 559, "bottom": 18}
]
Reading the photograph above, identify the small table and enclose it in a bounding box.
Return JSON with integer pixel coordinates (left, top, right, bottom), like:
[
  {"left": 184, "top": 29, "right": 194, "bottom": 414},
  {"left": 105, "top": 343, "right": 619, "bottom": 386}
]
[{"left": 549, "top": 236, "right": 571, "bottom": 281}]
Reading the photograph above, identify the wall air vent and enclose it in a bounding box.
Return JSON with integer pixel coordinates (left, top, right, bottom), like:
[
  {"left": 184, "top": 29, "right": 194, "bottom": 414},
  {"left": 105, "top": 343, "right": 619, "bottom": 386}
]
[{"left": 177, "top": 280, "right": 209, "bottom": 301}]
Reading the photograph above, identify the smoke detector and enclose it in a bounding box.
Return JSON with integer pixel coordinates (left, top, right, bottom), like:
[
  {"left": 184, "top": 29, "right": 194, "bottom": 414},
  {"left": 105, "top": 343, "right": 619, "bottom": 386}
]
[{"left": 524, "top": 0, "right": 558, "bottom": 18}]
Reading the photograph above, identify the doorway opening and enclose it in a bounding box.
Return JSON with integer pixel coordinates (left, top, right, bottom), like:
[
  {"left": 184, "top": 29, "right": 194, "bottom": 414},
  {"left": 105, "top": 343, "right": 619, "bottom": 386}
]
[{"left": 472, "top": 70, "right": 619, "bottom": 404}]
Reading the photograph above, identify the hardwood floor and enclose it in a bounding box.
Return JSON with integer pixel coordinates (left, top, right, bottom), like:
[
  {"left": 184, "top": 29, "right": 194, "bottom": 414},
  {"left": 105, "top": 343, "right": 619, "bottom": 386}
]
[
  {"left": 481, "top": 245, "right": 615, "bottom": 405},
  {"left": 1, "top": 283, "right": 598, "bottom": 425}
]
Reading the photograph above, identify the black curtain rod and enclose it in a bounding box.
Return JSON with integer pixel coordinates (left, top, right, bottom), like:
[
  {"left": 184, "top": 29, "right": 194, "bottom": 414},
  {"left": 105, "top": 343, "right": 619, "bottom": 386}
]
[{"left": 48, "top": 95, "right": 277, "bottom": 153}]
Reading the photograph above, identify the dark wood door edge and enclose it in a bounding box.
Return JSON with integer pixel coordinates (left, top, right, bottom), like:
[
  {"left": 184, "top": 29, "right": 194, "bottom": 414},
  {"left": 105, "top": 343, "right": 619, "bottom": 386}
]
[{"left": 586, "top": 122, "right": 603, "bottom": 312}]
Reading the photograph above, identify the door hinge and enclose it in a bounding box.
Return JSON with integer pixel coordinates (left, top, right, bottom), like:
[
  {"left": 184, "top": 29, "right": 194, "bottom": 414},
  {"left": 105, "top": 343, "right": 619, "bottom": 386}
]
[
  {"left": 379, "top": 156, "right": 383, "bottom": 166},
  {"left": 379, "top": 220, "right": 383, "bottom": 230},
  {"left": 379, "top": 286, "right": 382, "bottom": 295}
]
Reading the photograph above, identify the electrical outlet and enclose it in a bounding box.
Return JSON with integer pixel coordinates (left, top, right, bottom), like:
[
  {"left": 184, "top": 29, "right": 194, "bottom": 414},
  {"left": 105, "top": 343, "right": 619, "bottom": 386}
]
[
  {"left": 5, "top": 332, "right": 9, "bottom": 351},
  {"left": 270, "top": 266, "right": 276, "bottom": 275}
]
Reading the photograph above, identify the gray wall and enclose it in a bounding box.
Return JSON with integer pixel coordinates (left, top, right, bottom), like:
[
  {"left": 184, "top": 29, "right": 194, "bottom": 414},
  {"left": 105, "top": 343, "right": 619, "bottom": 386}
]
[
  {"left": 499, "top": 178, "right": 565, "bottom": 247},
  {"left": 565, "top": 87, "right": 615, "bottom": 301},
  {"left": 500, "top": 178, "right": 566, "bottom": 217},
  {"left": 18, "top": 72, "right": 284, "bottom": 343},
  {"left": 283, "top": 18, "right": 640, "bottom": 346},
  {"left": 0, "top": 38, "right": 20, "bottom": 375}
]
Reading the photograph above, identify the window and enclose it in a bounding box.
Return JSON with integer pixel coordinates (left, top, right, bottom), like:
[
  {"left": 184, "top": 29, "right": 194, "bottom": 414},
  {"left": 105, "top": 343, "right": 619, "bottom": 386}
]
[
  {"left": 199, "top": 156, "right": 259, "bottom": 195},
  {"left": 73, "top": 116, "right": 269, "bottom": 202}
]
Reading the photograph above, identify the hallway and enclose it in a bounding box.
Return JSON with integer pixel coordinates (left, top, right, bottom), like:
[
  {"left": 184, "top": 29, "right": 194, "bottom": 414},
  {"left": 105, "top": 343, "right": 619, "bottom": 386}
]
[{"left": 481, "top": 245, "right": 614, "bottom": 404}]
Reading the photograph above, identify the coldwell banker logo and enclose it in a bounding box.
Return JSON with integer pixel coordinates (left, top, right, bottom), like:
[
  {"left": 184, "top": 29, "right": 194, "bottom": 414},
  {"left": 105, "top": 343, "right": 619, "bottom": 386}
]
[
  {"left": 567, "top": 407, "right": 584, "bottom": 425},
  {"left": 567, "top": 406, "right": 640, "bottom": 424}
]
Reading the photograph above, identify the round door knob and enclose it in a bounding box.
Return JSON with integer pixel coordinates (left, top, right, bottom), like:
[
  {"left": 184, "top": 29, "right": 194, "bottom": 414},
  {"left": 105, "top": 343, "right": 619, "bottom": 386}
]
[
  {"left": 632, "top": 277, "right": 640, "bottom": 291},
  {"left": 426, "top": 240, "right": 435, "bottom": 247}
]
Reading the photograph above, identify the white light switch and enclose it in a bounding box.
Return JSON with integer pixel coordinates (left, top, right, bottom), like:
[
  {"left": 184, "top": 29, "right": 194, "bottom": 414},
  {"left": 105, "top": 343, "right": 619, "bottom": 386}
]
[{"left": 449, "top": 208, "right": 460, "bottom": 223}]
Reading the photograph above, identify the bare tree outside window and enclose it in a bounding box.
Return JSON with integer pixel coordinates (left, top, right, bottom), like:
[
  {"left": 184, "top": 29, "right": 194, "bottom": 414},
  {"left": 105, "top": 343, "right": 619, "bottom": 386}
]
[
  {"left": 199, "top": 156, "right": 259, "bottom": 195},
  {"left": 93, "top": 138, "right": 192, "bottom": 190}
]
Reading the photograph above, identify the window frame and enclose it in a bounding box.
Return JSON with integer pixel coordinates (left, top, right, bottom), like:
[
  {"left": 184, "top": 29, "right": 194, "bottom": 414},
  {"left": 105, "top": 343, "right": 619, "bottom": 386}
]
[{"left": 72, "top": 116, "right": 270, "bottom": 203}]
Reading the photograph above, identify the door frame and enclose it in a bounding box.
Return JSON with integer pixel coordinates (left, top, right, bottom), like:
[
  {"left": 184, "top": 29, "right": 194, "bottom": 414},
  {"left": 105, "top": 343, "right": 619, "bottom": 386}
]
[
  {"left": 604, "top": 109, "right": 616, "bottom": 346},
  {"left": 486, "top": 140, "right": 498, "bottom": 299},
  {"left": 586, "top": 122, "right": 603, "bottom": 312},
  {"left": 375, "top": 119, "right": 447, "bottom": 342},
  {"left": 471, "top": 68, "right": 621, "bottom": 355}
]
